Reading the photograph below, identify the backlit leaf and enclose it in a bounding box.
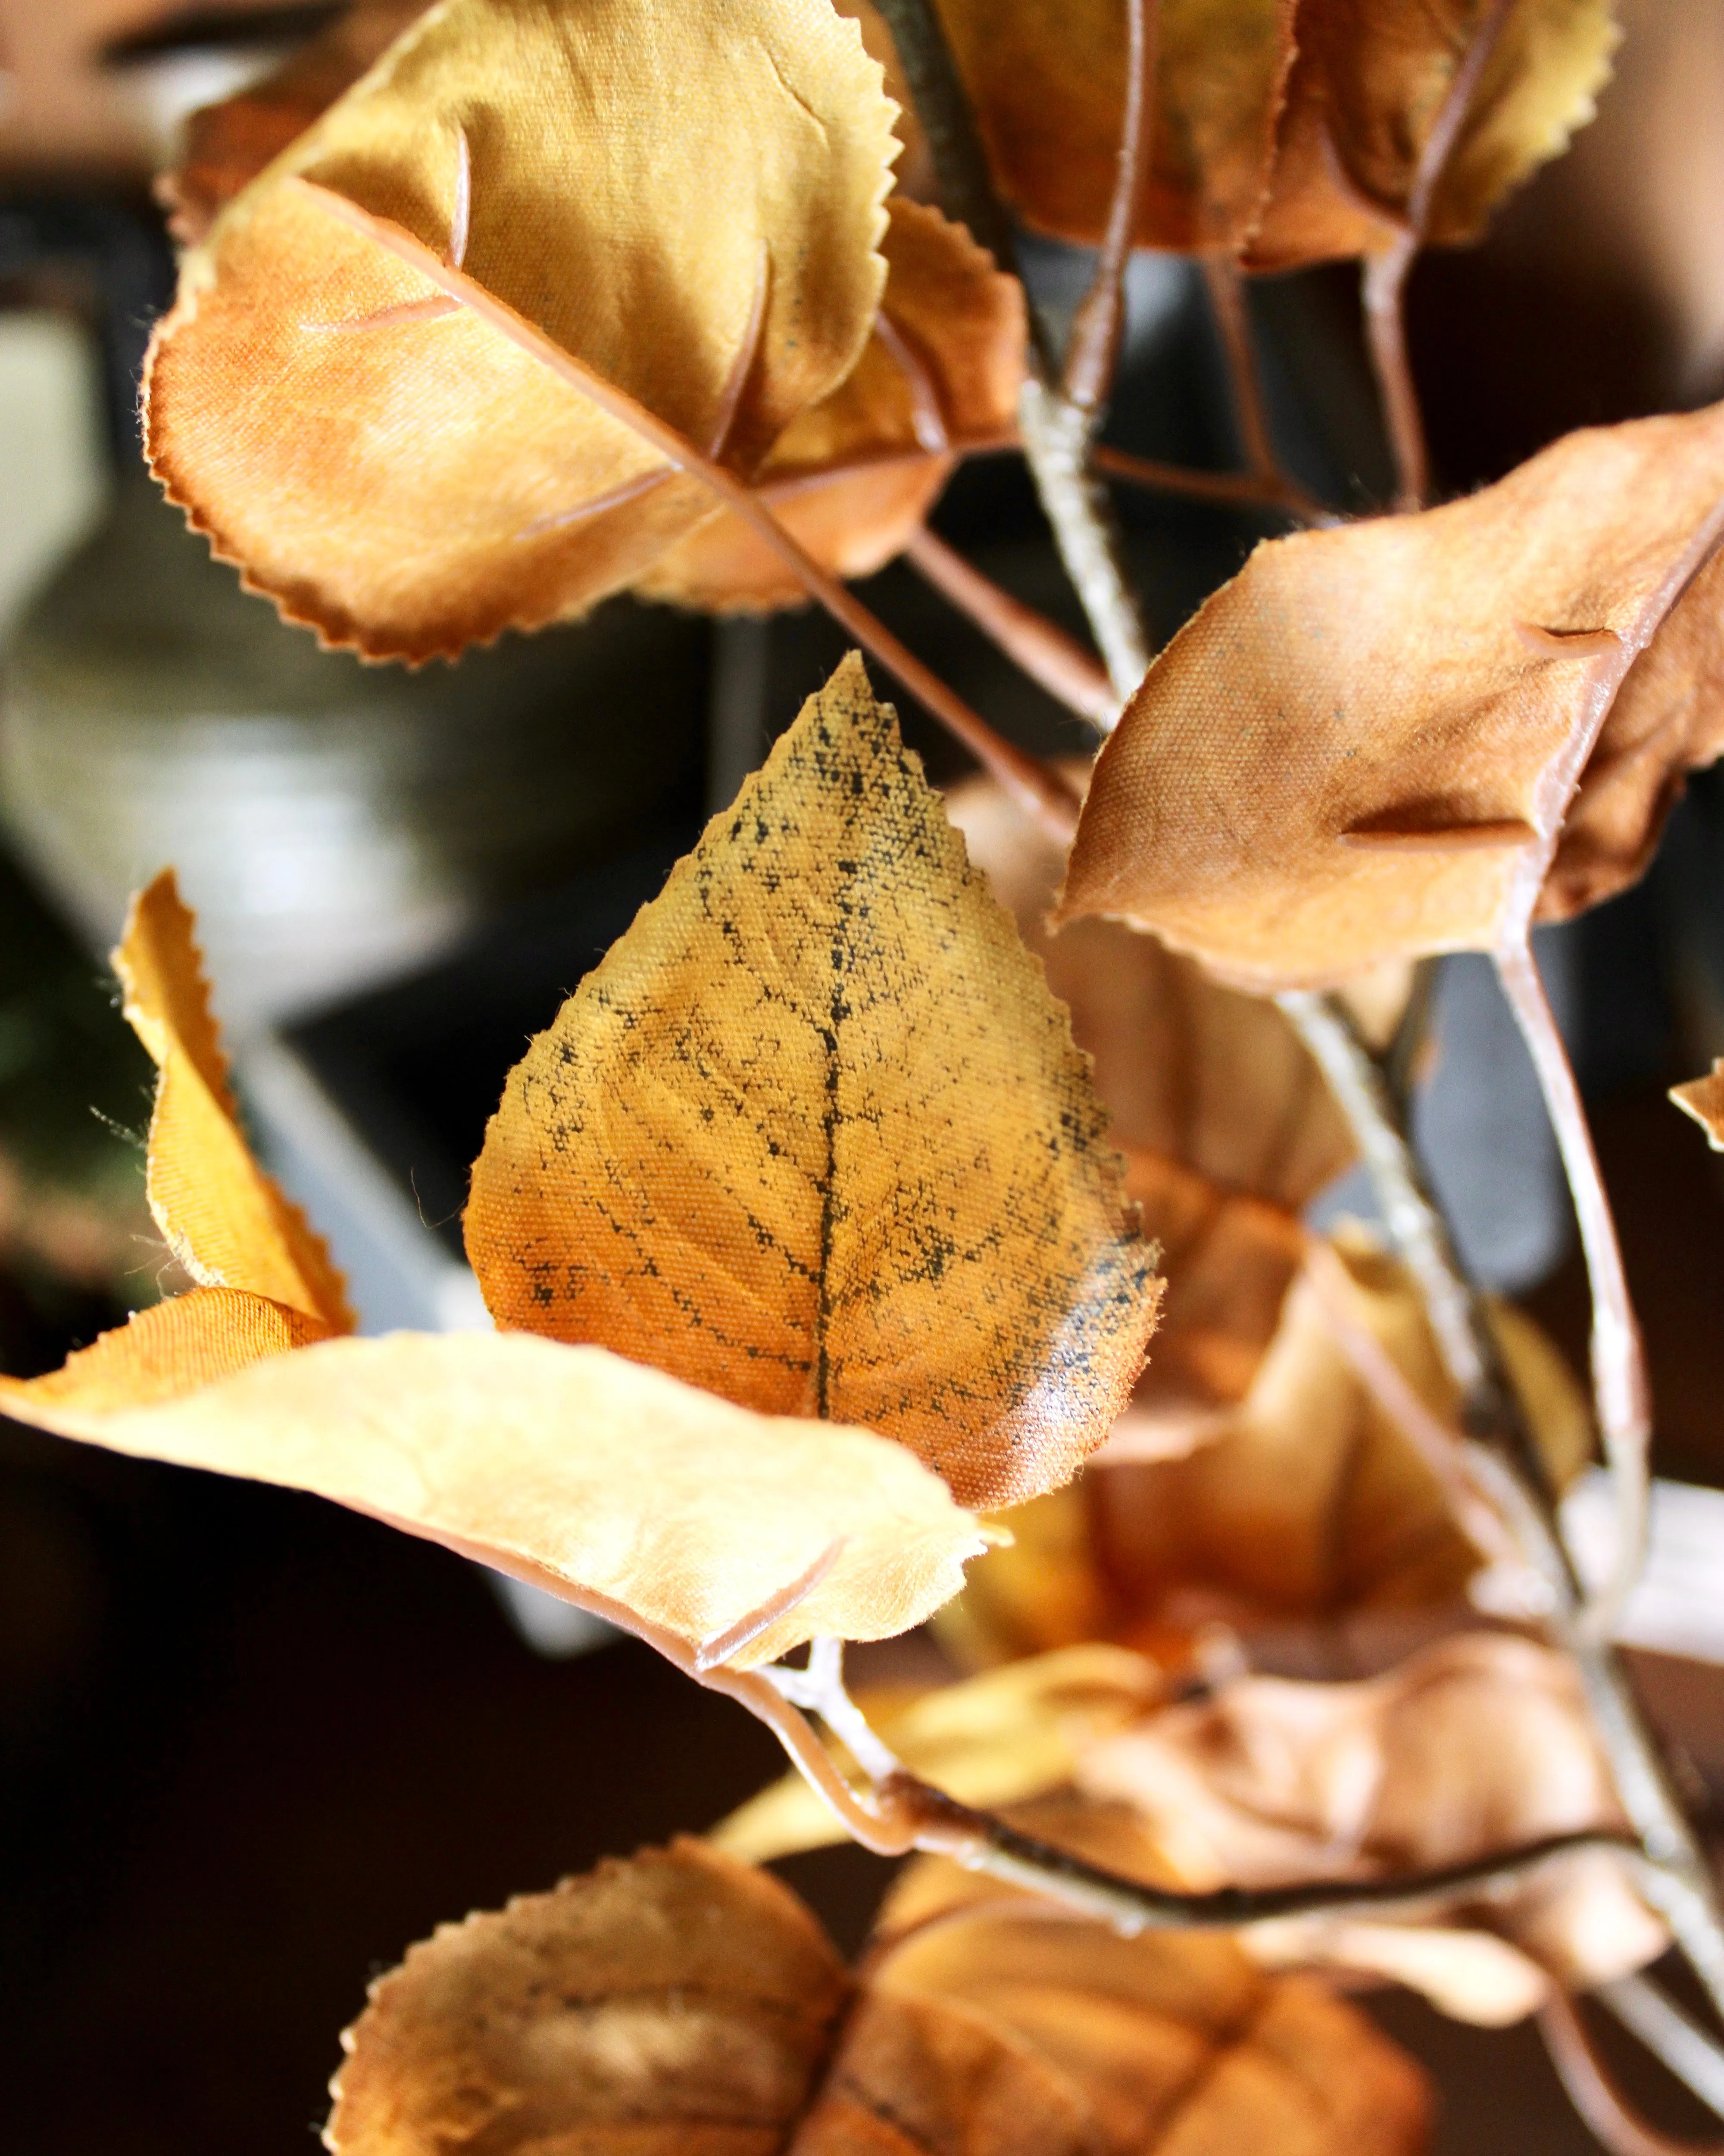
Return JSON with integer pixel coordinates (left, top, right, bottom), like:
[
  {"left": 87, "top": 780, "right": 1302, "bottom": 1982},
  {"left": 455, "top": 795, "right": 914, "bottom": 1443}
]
[
  {"left": 466, "top": 656, "right": 1160, "bottom": 1512},
  {"left": 145, "top": 0, "right": 896, "bottom": 659},
  {"left": 1250, "top": 0, "right": 1619, "bottom": 269},
  {"left": 1061, "top": 406, "right": 1724, "bottom": 989},
  {"left": 1671, "top": 1059, "right": 1724, "bottom": 1148},
  {"left": 639, "top": 197, "right": 1026, "bottom": 610},
  {"left": 0, "top": 1329, "right": 988, "bottom": 1668}
]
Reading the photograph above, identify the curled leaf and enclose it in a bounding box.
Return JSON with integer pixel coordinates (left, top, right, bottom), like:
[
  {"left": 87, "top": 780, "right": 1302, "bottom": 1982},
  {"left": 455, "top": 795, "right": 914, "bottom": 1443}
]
[
  {"left": 1077, "top": 1630, "right": 1665, "bottom": 2018},
  {"left": 1061, "top": 406, "right": 1724, "bottom": 989},
  {"left": 1671, "top": 1059, "right": 1724, "bottom": 1148},
  {"left": 146, "top": 0, "right": 896, "bottom": 658},
  {"left": 0, "top": 1329, "right": 988, "bottom": 1669},
  {"left": 119, "top": 870, "right": 352, "bottom": 1330},
  {"left": 712, "top": 1643, "right": 1160, "bottom": 1861},
  {"left": 1250, "top": 0, "right": 1619, "bottom": 270},
  {"left": 928, "top": 0, "right": 1298, "bottom": 253},
  {"left": 467, "top": 657, "right": 1159, "bottom": 1512},
  {"left": 640, "top": 198, "right": 1026, "bottom": 610}
]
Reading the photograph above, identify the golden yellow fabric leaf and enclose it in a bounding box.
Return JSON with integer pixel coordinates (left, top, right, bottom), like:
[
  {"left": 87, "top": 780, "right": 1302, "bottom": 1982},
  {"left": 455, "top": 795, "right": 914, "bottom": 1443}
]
[
  {"left": 117, "top": 871, "right": 352, "bottom": 1330},
  {"left": 466, "top": 656, "right": 1159, "bottom": 1512},
  {"left": 641, "top": 198, "right": 1026, "bottom": 610},
  {"left": 1250, "top": 0, "right": 1618, "bottom": 269},
  {"left": 712, "top": 1643, "right": 1160, "bottom": 1861},
  {"left": 1, "top": 1329, "right": 987, "bottom": 1669},
  {"left": 328, "top": 1841, "right": 852, "bottom": 2156},
  {"left": 930, "top": 0, "right": 1298, "bottom": 253},
  {"left": 0, "top": 1287, "right": 330, "bottom": 1417},
  {"left": 145, "top": 0, "right": 896, "bottom": 660},
  {"left": 1078, "top": 1631, "right": 1666, "bottom": 2019},
  {"left": 328, "top": 1839, "right": 1429, "bottom": 2156},
  {"left": 158, "top": 0, "right": 427, "bottom": 246},
  {"left": 1671, "top": 1058, "right": 1724, "bottom": 1148},
  {"left": 1061, "top": 406, "right": 1724, "bottom": 989}
]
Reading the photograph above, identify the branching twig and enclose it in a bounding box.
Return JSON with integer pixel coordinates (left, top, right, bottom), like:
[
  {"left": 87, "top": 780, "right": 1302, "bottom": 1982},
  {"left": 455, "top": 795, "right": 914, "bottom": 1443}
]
[
  {"left": 1092, "top": 442, "right": 1332, "bottom": 525},
  {"left": 1541, "top": 1989, "right": 1724, "bottom": 2156},
  {"left": 905, "top": 527, "right": 1118, "bottom": 726}
]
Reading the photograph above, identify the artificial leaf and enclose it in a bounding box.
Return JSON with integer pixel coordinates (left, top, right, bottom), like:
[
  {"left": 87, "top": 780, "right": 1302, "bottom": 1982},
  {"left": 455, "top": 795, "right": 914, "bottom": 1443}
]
[
  {"left": 713, "top": 1642, "right": 1160, "bottom": 1860},
  {"left": 1077, "top": 1630, "right": 1666, "bottom": 2018},
  {"left": 639, "top": 197, "right": 1026, "bottom": 610},
  {"left": 145, "top": 0, "right": 896, "bottom": 659},
  {"left": 1061, "top": 405, "right": 1724, "bottom": 989},
  {"left": 926, "top": 0, "right": 1298, "bottom": 254},
  {"left": 466, "top": 657, "right": 1160, "bottom": 1512},
  {"left": 1671, "top": 1059, "right": 1724, "bottom": 1148},
  {"left": 1249, "top": 0, "right": 1619, "bottom": 270},
  {"left": 327, "top": 1838, "right": 1431, "bottom": 2156},
  {"left": 158, "top": 0, "right": 428, "bottom": 246},
  {"left": 0, "top": 1329, "right": 987, "bottom": 1669},
  {"left": 117, "top": 870, "right": 352, "bottom": 1331}
]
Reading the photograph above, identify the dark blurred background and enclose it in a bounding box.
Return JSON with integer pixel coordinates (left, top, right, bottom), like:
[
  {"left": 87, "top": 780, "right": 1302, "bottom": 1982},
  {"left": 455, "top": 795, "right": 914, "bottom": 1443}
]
[{"left": 3, "top": 3, "right": 1724, "bottom": 2150}]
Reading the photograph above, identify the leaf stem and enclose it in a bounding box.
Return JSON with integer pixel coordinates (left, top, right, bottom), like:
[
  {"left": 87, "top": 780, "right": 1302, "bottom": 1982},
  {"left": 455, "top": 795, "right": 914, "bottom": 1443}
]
[
  {"left": 1600, "top": 1975, "right": 1724, "bottom": 2122},
  {"left": 1540, "top": 1988, "right": 1724, "bottom": 2156},
  {"left": 904, "top": 527, "right": 1117, "bottom": 727},
  {"left": 1200, "top": 256, "right": 1277, "bottom": 486},
  {"left": 293, "top": 179, "right": 1081, "bottom": 847},
  {"left": 1091, "top": 442, "right": 1332, "bottom": 525}
]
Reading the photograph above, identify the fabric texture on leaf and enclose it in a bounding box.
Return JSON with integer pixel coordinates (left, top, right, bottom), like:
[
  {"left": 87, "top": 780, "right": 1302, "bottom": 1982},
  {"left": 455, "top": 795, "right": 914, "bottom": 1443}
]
[
  {"left": 1249, "top": 0, "right": 1619, "bottom": 269},
  {"left": 1061, "top": 405, "right": 1724, "bottom": 989},
  {"left": 1671, "top": 1059, "right": 1724, "bottom": 1148},
  {"left": 145, "top": 0, "right": 896, "bottom": 658},
  {"left": 930, "top": 0, "right": 1298, "bottom": 253},
  {"left": 640, "top": 197, "right": 1025, "bottom": 609},
  {"left": 467, "top": 655, "right": 1159, "bottom": 1512},
  {"left": 117, "top": 870, "right": 352, "bottom": 1330},
  {"left": 0, "top": 1287, "right": 331, "bottom": 1416},
  {"left": 327, "top": 1838, "right": 1431, "bottom": 2156},
  {"left": 1, "top": 1329, "right": 988, "bottom": 1667}
]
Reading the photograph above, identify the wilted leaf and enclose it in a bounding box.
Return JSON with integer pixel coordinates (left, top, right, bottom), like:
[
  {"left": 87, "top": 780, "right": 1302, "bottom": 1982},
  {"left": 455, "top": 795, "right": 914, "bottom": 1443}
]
[
  {"left": 924, "top": 0, "right": 1297, "bottom": 253},
  {"left": 1061, "top": 406, "right": 1724, "bottom": 989},
  {"left": 466, "top": 657, "right": 1159, "bottom": 1512},
  {"left": 1671, "top": 1059, "right": 1724, "bottom": 1148},
  {"left": 146, "top": 0, "right": 896, "bottom": 658},
  {"left": 119, "top": 870, "right": 351, "bottom": 1330},
  {"left": 1249, "top": 0, "right": 1619, "bottom": 270},
  {"left": 640, "top": 198, "right": 1025, "bottom": 610},
  {"left": 328, "top": 1838, "right": 1431, "bottom": 2156},
  {"left": 0, "top": 1328, "right": 988, "bottom": 1668},
  {"left": 1077, "top": 1630, "right": 1665, "bottom": 2018},
  {"left": 713, "top": 1642, "right": 1160, "bottom": 1860},
  {"left": 157, "top": 0, "right": 428, "bottom": 246}
]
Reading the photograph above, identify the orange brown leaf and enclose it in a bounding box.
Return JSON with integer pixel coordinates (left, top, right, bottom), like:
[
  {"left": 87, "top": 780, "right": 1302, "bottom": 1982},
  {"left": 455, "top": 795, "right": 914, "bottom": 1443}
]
[
  {"left": 1671, "top": 1059, "right": 1724, "bottom": 1148},
  {"left": 465, "top": 656, "right": 1160, "bottom": 1512},
  {"left": 1061, "top": 405, "right": 1724, "bottom": 989}
]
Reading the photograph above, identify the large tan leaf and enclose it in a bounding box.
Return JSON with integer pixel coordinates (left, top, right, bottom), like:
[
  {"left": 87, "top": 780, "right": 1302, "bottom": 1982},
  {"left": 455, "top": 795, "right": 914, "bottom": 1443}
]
[
  {"left": 1061, "top": 406, "right": 1724, "bottom": 989},
  {"left": 145, "top": 0, "right": 896, "bottom": 660},
  {"left": 926, "top": 0, "right": 1298, "bottom": 253},
  {"left": 1078, "top": 1630, "right": 1665, "bottom": 2019},
  {"left": 1672, "top": 1059, "right": 1724, "bottom": 1148},
  {"left": 0, "top": 1329, "right": 987, "bottom": 1669},
  {"left": 640, "top": 197, "right": 1025, "bottom": 610},
  {"left": 466, "top": 657, "right": 1159, "bottom": 1512},
  {"left": 1249, "top": 0, "right": 1618, "bottom": 270},
  {"left": 117, "top": 870, "right": 352, "bottom": 1331},
  {"left": 326, "top": 1839, "right": 1431, "bottom": 2156},
  {"left": 713, "top": 1643, "right": 1160, "bottom": 1860}
]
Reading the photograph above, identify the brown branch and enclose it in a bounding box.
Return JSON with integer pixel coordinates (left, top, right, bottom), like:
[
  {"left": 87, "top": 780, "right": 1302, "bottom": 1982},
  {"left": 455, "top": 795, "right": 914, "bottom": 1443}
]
[
  {"left": 1540, "top": 1991, "right": 1724, "bottom": 2156},
  {"left": 292, "top": 178, "right": 1080, "bottom": 847},
  {"left": 1093, "top": 442, "right": 1331, "bottom": 526},
  {"left": 1062, "top": 0, "right": 1156, "bottom": 415},
  {"left": 905, "top": 527, "right": 1117, "bottom": 727},
  {"left": 1201, "top": 255, "right": 1277, "bottom": 484}
]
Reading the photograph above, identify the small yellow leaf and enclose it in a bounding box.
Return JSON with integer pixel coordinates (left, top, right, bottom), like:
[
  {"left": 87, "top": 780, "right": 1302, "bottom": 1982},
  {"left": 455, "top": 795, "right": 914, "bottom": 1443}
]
[
  {"left": 712, "top": 1643, "right": 1160, "bottom": 1861},
  {"left": 118, "top": 870, "right": 352, "bottom": 1331},
  {"left": 640, "top": 197, "right": 1026, "bottom": 610},
  {"left": 1671, "top": 1059, "right": 1724, "bottom": 1148},
  {"left": 3, "top": 1329, "right": 989, "bottom": 1669},
  {"left": 146, "top": 0, "right": 896, "bottom": 658},
  {"left": 1251, "top": 0, "right": 1619, "bottom": 269},
  {"left": 0, "top": 1287, "right": 331, "bottom": 1416},
  {"left": 1061, "top": 405, "right": 1724, "bottom": 989},
  {"left": 466, "top": 656, "right": 1159, "bottom": 1512}
]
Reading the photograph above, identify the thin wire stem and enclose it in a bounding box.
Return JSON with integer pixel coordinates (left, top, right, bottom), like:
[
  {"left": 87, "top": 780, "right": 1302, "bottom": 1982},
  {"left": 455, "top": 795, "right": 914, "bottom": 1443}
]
[
  {"left": 1601, "top": 1976, "right": 1724, "bottom": 2122},
  {"left": 904, "top": 527, "right": 1117, "bottom": 727},
  {"left": 1092, "top": 442, "right": 1331, "bottom": 525},
  {"left": 1062, "top": 0, "right": 1156, "bottom": 415},
  {"left": 1201, "top": 256, "right": 1277, "bottom": 483},
  {"left": 1541, "top": 1990, "right": 1724, "bottom": 2156},
  {"left": 293, "top": 178, "right": 1080, "bottom": 848}
]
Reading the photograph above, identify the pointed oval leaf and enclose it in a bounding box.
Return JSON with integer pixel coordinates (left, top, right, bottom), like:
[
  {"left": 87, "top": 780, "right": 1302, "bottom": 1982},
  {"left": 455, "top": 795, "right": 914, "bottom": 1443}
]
[
  {"left": 118, "top": 871, "right": 352, "bottom": 1329},
  {"left": 146, "top": 0, "right": 896, "bottom": 659},
  {"left": 1, "top": 1328, "right": 987, "bottom": 1668},
  {"left": 1249, "top": 0, "right": 1618, "bottom": 269},
  {"left": 1061, "top": 405, "right": 1724, "bottom": 989},
  {"left": 639, "top": 198, "right": 1025, "bottom": 610},
  {"left": 467, "top": 655, "right": 1159, "bottom": 1511}
]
